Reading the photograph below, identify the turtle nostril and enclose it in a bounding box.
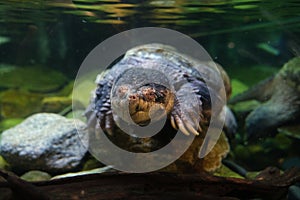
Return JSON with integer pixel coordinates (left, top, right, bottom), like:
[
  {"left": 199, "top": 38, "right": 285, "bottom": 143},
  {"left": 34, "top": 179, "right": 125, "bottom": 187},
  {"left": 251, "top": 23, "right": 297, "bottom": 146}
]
[{"left": 129, "top": 94, "right": 138, "bottom": 101}]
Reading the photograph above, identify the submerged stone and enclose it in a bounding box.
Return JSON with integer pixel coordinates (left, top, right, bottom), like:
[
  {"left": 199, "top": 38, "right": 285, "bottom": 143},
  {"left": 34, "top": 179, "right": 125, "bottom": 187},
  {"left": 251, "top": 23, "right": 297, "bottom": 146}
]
[
  {"left": 0, "top": 89, "right": 43, "bottom": 118},
  {"left": 0, "top": 66, "right": 68, "bottom": 93},
  {"left": 41, "top": 96, "right": 72, "bottom": 113},
  {"left": 0, "top": 113, "right": 88, "bottom": 174},
  {"left": 282, "top": 157, "right": 300, "bottom": 170},
  {"left": 230, "top": 57, "right": 300, "bottom": 140},
  {"left": 229, "top": 100, "right": 261, "bottom": 128},
  {"left": 21, "top": 170, "right": 51, "bottom": 182}
]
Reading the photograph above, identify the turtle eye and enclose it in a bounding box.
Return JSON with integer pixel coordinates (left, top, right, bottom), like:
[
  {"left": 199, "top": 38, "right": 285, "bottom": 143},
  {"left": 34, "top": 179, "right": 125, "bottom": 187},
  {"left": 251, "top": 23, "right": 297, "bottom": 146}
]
[
  {"left": 140, "top": 87, "right": 156, "bottom": 102},
  {"left": 154, "top": 91, "right": 164, "bottom": 103}
]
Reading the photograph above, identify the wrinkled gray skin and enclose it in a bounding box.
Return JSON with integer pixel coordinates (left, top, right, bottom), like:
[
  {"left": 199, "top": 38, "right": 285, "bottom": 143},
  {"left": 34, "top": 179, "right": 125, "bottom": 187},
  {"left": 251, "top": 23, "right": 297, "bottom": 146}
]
[
  {"left": 230, "top": 57, "right": 300, "bottom": 139},
  {"left": 85, "top": 43, "right": 235, "bottom": 138}
]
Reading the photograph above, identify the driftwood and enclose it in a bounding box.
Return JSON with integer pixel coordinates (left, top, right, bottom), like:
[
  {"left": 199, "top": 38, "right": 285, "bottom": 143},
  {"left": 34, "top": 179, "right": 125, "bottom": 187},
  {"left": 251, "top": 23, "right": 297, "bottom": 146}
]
[{"left": 0, "top": 167, "right": 300, "bottom": 200}]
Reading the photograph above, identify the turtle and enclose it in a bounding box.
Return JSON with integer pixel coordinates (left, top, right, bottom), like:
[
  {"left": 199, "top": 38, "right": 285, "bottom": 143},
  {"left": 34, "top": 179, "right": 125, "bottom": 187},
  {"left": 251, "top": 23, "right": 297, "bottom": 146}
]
[
  {"left": 85, "top": 43, "right": 236, "bottom": 172},
  {"left": 230, "top": 57, "right": 300, "bottom": 140}
]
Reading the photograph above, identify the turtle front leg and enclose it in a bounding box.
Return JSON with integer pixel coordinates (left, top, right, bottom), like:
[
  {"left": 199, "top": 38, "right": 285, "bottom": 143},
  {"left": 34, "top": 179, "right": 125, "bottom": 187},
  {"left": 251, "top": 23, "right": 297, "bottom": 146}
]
[
  {"left": 170, "top": 79, "right": 211, "bottom": 136},
  {"left": 85, "top": 78, "right": 116, "bottom": 136}
]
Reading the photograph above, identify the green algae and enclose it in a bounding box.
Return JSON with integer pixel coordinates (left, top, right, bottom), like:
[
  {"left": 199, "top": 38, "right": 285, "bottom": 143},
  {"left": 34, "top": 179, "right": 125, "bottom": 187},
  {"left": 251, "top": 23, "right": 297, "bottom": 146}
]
[
  {"left": 227, "top": 65, "right": 278, "bottom": 87},
  {"left": 0, "top": 118, "right": 24, "bottom": 132},
  {"left": 0, "top": 89, "right": 43, "bottom": 118},
  {"left": 41, "top": 96, "right": 72, "bottom": 113},
  {"left": 278, "top": 124, "right": 300, "bottom": 140},
  {"left": 231, "top": 79, "right": 249, "bottom": 97},
  {"left": 21, "top": 170, "right": 52, "bottom": 182},
  {"left": 0, "top": 156, "right": 10, "bottom": 170},
  {"left": 56, "top": 80, "right": 74, "bottom": 97},
  {"left": 82, "top": 157, "right": 105, "bottom": 171},
  {"left": 213, "top": 164, "right": 244, "bottom": 179},
  {"left": 0, "top": 66, "right": 68, "bottom": 93},
  {"left": 229, "top": 100, "right": 261, "bottom": 113}
]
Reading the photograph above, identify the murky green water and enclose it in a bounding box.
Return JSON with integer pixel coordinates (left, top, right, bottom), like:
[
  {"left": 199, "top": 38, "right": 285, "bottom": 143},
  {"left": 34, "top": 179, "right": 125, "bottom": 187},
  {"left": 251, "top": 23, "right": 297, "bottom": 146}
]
[
  {"left": 0, "top": 0, "right": 300, "bottom": 177},
  {"left": 1, "top": 0, "right": 299, "bottom": 70}
]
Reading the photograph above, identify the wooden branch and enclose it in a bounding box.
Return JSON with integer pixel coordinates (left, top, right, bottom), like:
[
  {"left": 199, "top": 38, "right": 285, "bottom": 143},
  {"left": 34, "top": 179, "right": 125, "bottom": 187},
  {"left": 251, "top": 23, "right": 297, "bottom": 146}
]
[{"left": 0, "top": 167, "right": 299, "bottom": 200}]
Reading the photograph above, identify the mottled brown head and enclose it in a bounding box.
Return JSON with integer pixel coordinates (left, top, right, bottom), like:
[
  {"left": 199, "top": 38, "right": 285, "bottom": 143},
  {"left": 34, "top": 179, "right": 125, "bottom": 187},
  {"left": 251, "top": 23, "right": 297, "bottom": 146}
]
[
  {"left": 111, "top": 68, "right": 175, "bottom": 126},
  {"left": 113, "top": 83, "right": 174, "bottom": 125}
]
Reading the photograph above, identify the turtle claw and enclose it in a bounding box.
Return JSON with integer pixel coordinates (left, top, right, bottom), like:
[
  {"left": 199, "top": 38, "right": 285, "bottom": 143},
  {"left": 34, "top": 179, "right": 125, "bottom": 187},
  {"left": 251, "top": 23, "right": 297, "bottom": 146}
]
[
  {"left": 178, "top": 123, "right": 190, "bottom": 136},
  {"left": 171, "top": 113, "right": 201, "bottom": 136},
  {"left": 185, "top": 122, "right": 200, "bottom": 136},
  {"left": 170, "top": 115, "right": 178, "bottom": 130}
]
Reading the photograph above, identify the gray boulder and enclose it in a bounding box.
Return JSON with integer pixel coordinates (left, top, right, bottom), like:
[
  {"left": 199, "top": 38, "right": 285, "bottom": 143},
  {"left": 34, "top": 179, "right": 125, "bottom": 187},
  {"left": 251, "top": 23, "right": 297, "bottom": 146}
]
[{"left": 0, "top": 113, "right": 88, "bottom": 174}]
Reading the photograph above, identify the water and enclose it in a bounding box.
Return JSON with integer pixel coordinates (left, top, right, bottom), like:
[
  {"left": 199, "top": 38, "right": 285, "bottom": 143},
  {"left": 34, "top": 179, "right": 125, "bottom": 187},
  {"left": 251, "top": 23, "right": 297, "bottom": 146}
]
[
  {"left": 1, "top": 0, "right": 299, "bottom": 71},
  {"left": 0, "top": 0, "right": 300, "bottom": 175}
]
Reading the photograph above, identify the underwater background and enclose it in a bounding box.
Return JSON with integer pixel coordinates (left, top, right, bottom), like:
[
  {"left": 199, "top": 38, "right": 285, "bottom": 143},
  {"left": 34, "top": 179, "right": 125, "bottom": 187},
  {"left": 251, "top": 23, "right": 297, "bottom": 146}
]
[{"left": 0, "top": 0, "right": 300, "bottom": 180}]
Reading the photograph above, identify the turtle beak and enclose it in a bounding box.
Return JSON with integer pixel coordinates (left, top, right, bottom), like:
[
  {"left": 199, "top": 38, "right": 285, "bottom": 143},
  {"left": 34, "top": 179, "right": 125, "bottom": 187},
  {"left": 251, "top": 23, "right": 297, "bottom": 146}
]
[{"left": 128, "top": 93, "right": 141, "bottom": 115}]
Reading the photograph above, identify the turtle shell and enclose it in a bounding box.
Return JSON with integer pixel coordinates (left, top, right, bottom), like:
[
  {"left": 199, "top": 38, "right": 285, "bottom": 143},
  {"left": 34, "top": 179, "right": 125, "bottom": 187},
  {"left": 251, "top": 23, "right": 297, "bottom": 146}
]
[{"left": 85, "top": 43, "right": 234, "bottom": 172}]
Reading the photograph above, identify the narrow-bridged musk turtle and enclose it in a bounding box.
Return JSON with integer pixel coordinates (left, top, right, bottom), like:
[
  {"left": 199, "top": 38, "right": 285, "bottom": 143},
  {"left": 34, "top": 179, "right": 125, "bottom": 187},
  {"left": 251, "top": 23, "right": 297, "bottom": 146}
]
[{"left": 85, "top": 43, "right": 237, "bottom": 172}]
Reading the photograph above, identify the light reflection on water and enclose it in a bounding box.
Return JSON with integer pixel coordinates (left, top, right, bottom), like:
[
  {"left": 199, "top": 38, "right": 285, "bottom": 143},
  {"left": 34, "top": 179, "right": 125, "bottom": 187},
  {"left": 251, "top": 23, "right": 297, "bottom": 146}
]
[
  {"left": 0, "top": 0, "right": 299, "bottom": 71},
  {"left": 0, "top": 0, "right": 299, "bottom": 28}
]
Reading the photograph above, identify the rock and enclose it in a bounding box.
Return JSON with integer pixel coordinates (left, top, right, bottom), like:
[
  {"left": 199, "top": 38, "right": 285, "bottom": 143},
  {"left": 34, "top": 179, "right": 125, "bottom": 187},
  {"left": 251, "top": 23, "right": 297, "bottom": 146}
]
[
  {"left": 0, "top": 89, "right": 43, "bottom": 118},
  {"left": 288, "top": 184, "right": 300, "bottom": 200},
  {"left": 229, "top": 100, "right": 261, "bottom": 126},
  {"left": 230, "top": 57, "right": 300, "bottom": 139},
  {"left": 21, "top": 170, "right": 51, "bottom": 182},
  {"left": 41, "top": 96, "right": 72, "bottom": 113},
  {"left": 0, "top": 66, "right": 68, "bottom": 93},
  {"left": 0, "top": 113, "right": 88, "bottom": 174},
  {"left": 282, "top": 157, "right": 300, "bottom": 170}
]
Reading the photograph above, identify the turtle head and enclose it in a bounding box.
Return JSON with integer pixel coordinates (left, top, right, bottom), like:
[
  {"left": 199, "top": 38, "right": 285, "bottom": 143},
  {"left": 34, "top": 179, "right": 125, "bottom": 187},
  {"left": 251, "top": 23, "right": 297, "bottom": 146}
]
[
  {"left": 112, "top": 83, "right": 174, "bottom": 125},
  {"left": 111, "top": 68, "right": 174, "bottom": 126}
]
